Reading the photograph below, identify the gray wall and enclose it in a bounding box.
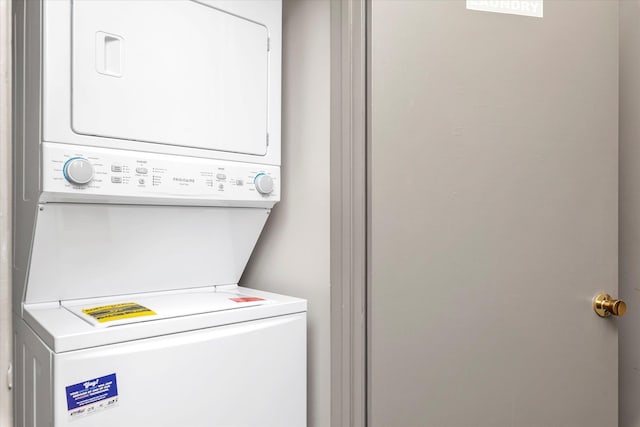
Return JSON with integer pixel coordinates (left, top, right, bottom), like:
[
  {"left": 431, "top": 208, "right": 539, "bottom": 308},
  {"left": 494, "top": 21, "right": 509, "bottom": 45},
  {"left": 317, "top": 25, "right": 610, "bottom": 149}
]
[
  {"left": 0, "top": 1, "right": 11, "bottom": 426},
  {"left": 240, "top": 1, "right": 331, "bottom": 426},
  {"left": 620, "top": 1, "right": 640, "bottom": 426}
]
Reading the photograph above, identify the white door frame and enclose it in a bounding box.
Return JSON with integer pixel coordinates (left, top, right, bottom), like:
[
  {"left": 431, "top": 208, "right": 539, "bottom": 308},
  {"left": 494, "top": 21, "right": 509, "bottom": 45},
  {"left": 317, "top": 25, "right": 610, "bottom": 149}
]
[{"left": 330, "top": 0, "right": 367, "bottom": 426}]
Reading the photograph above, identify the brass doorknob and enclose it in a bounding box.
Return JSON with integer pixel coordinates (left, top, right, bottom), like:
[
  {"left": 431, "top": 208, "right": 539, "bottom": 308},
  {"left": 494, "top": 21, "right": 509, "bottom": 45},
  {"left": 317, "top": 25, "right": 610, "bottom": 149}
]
[{"left": 593, "top": 293, "right": 627, "bottom": 317}]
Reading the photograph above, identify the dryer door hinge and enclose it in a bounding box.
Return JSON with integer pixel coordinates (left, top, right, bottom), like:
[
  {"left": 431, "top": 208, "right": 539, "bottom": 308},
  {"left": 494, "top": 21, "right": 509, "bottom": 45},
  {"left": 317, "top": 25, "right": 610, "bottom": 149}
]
[
  {"left": 266, "top": 133, "right": 270, "bottom": 146},
  {"left": 267, "top": 37, "right": 271, "bottom": 52}
]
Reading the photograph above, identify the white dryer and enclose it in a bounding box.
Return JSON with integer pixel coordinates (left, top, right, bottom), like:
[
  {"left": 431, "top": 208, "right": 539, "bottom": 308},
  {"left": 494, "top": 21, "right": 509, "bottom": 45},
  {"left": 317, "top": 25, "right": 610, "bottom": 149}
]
[{"left": 12, "top": 1, "right": 305, "bottom": 426}]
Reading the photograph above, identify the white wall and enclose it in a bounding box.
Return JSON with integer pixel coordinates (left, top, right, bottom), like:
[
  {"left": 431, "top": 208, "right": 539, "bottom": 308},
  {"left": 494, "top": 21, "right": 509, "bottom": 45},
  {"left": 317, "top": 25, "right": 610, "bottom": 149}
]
[
  {"left": 619, "top": 2, "right": 640, "bottom": 426},
  {"left": 240, "top": 1, "right": 331, "bottom": 426}
]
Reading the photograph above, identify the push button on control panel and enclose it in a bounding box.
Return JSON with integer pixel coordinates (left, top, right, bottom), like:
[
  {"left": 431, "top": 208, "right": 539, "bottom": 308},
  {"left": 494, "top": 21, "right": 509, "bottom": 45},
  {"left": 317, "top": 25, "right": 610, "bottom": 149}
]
[
  {"left": 111, "top": 176, "right": 122, "bottom": 184},
  {"left": 136, "top": 167, "right": 148, "bottom": 174},
  {"left": 216, "top": 173, "right": 227, "bottom": 180},
  {"left": 111, "top": 164, "right": 122, "bottom": 172}
]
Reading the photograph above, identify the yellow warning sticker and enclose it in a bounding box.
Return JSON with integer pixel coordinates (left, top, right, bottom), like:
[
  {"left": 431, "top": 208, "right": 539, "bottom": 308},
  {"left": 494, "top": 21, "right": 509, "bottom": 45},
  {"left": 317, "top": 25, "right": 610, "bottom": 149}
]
[{"left": 82, "top": 302, "right": 156, "bottom": 323}]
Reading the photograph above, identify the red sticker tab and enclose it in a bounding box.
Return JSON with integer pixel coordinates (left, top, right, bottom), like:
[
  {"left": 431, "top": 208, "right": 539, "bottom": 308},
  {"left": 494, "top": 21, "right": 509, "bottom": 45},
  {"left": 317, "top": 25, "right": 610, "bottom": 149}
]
[{"left": 230, "top": 297, "right": 265, "bottom": 303}]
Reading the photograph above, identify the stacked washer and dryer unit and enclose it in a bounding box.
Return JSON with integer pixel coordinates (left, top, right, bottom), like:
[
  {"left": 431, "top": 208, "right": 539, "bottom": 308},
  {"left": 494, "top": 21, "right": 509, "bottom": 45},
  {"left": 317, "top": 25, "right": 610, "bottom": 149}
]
[{"left": 13, "top": 1, "right": 306, "bottom": 426}]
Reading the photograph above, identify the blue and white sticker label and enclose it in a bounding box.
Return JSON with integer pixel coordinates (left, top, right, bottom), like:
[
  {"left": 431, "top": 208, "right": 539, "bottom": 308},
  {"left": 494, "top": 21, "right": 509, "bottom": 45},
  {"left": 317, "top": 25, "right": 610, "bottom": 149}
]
[{"left": 65, "top": 373, "right": 119, "bottom": 419}]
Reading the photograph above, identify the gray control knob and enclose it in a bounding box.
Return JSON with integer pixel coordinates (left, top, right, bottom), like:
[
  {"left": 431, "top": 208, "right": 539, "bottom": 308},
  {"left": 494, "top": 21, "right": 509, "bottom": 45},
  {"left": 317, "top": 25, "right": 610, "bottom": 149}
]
[
  {"left": 254, "top": 173, "right": 274, "bottom": 195},
  {"left": 64, "top": 157, "right": 94, "bottom": 185}
]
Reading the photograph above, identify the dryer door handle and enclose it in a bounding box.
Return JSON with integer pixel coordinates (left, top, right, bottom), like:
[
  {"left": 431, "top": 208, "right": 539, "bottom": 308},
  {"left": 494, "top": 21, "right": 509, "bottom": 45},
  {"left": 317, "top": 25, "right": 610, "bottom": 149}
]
[{"left": 95, "top": 31, "right": 123, "bottom": 77}]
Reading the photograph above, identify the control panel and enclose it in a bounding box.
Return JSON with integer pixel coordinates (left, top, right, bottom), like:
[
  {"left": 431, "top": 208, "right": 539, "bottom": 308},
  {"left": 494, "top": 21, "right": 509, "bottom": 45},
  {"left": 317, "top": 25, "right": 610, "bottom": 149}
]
[{"left": 42, "top": 142, "right": 280, "bottom": 206}]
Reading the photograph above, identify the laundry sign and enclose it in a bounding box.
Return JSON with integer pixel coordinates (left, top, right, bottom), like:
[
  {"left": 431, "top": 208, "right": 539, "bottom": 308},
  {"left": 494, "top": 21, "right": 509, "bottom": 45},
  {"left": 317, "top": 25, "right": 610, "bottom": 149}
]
[{"left": 466, "top": 0, "right": 543, "bottom": 18}]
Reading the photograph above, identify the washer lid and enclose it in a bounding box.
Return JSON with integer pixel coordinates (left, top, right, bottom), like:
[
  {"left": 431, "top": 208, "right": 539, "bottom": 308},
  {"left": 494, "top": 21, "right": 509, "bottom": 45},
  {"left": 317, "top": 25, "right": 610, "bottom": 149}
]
[
  {"left": 23, "top": 286, "right": 306, "bottom": 353},
  {"left": 61, "top": 287, "right": 269, "bottom": 328}
]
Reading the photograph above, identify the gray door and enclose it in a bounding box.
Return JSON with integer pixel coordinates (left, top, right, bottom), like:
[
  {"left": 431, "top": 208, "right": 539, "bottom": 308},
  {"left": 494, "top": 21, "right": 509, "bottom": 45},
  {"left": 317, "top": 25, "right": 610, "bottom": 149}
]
[{"left": 370, "top": 1, "right": 619, "bottom": 426}]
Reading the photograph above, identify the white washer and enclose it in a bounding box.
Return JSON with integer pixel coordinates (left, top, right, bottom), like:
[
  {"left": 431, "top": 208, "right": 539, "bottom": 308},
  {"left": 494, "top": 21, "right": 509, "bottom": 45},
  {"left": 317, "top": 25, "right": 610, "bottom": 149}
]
[
  {"left": 20, "top": 287, "right": 306, "bottom": 427},
  {"left": 12, "top": 1, "right": 305, "bottom": 426}
]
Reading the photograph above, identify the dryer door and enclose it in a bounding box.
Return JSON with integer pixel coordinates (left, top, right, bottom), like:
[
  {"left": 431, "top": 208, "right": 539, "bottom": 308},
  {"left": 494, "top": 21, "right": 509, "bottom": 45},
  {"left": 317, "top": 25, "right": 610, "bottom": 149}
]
[{"left": 71, "top": 0, "right": 269, "bottom": 156}]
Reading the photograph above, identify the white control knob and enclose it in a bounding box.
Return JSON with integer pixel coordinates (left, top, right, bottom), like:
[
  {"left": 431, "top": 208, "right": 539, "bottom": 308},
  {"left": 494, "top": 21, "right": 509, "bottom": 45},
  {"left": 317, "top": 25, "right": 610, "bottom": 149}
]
[
  {"left": 64, "top": 158, "right": 94, "bottom": 185},
  {"left": 254, "top": 173, "right": 274, "bottom": 195}
]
